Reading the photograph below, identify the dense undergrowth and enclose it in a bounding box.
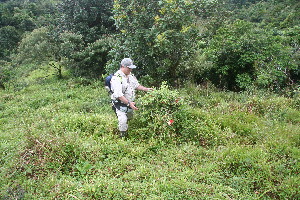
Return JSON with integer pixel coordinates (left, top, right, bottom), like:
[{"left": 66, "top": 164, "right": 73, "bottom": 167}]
[{"left": 0, "top": 70, "right": 299, "bottom": 199}]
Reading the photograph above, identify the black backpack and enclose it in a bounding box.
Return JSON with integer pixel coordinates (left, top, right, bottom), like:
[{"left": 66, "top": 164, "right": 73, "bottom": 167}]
[
  {"left": 105, "top": 74, "right": 113, "bottom": 94},
  {"left": 104, "top": 73, "right": 124, "bottom": 94}
]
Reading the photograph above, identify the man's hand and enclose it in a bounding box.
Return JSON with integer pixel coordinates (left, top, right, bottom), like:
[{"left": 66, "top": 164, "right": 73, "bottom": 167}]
[
  {"left": 145, "top": 88, "right": 154, "bottom": 92},
  {"left": 129, "top": 102, "right": 138, "bottom": 110}
]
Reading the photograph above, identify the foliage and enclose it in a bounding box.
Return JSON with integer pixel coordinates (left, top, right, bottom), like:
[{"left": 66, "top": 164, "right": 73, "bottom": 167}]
[
  {"left": 1, "top": 0, "right": 299, "bottom": 91},
  {"left": 234, "top": 0, "right": 300, "bottom": 28},
  {"left": 14, "top": 26, "right": 114, "bottom": 78},
  {"left": 52, "top": 0, "right": 116, "bottom": 77},
  {"left": 1, "top": 0, "right": 300, "bottom": 198},
  {"left": 131, "top": 82, "right": 225, "bottom": 146},
  {"left": 0, "top": 60, "right": 12, "bottom": 89},
  {"left": 57, "top": 0, "right": 115, "bottom": 43},
  {"left": 15, "top": 27, "right": 56, "bottom": 65},
  {"left": 131, "top": 82, "right": 185, "bottom": 140},
  {"left": 0, "top": 0, "right": 57, "bottom": 60},
  {"left": 59, "top": 32, "right": 114, "bottom": 77},
  {"left": 0, "top": 74, "right": 299, "bottom": 199},
  {"left": 203, "top": 20, "right": 298, "bottom": 91},
  {"left": 110, "top": 0, "right": 199, "bottom": 85},
  {"left": 0, "top": 26, "right": 21, "bottom": 60}
]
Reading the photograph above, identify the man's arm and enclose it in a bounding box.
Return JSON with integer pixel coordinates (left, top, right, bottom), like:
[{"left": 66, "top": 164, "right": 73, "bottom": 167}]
[
  {"left": 118, "top": 85, "right": 152, "bottom": 110},
  {"left": 136, "top": 85, "right": 153, "bottom": 92}
]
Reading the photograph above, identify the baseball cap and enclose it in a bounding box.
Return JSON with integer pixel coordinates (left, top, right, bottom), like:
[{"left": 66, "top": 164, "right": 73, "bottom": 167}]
[{"left": 121, "top": 58, "right": 137, "bottom": 69}]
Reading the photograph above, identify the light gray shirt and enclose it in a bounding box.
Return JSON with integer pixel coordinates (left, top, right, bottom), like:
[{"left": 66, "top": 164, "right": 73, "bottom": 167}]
[{"left": 111, "top": 70, "right": 140, "bottom": 102}]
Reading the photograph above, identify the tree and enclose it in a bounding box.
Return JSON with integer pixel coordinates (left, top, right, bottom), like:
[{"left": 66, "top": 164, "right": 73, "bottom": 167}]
[
  {"left": 57, "top": 0, "right": 115, "bottom": 43},
  {"left": 204, "top": 20, "right": 298, "bottom": 91},
  {"left": 0, "top": 0, "right": 57, "bottom": 60},
  {"left": 15, "top": 27, "right": 56, "bottom": 65},
  {"left": 59, "top": 31, "right": 114, "bottom": 77},
  {"left": 0, "top": 26, "right": 20, "bottom": 60},
  {"left": 54, "top": 0, "right": 115, "bottom": 77},
  {"left": 110, "top": 0, "right": 200, "bottom": 86}
]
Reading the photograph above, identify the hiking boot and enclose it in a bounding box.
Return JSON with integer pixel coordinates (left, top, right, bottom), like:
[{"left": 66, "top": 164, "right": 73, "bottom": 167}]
[{"left": 120, "top": 131, "right": 128, "bottom": 138}]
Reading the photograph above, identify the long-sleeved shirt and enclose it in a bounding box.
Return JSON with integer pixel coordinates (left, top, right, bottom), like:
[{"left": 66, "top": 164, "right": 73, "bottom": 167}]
[{"left": 110, "top": 70, "right": 140, "bottom": 102}]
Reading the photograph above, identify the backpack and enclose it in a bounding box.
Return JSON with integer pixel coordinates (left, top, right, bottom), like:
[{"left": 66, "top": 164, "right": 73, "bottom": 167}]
[
  {"left": 104, "top": 73, "right": 123, "bottom": 94},
  {"left": 105, "top": 74, "right": 113, "bottom": 94}
]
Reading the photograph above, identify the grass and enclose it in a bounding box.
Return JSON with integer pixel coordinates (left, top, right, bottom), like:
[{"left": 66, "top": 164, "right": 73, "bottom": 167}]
[{"left": 0, "top": 68, "right": 299, "bottom": 199}]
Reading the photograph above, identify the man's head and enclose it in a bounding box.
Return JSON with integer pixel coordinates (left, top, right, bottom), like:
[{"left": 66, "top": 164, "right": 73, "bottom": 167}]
[
  {"left": 120, "top": 58, "right": 136, "bottom": 75},
  {"left": 121, "top": 58, "right": 136, "bottom": 69}
]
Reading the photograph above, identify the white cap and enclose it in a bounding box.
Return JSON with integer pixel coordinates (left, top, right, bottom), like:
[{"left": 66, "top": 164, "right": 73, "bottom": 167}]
[{"left": 121, "top": 58, "right": 137, "bottom": 69}]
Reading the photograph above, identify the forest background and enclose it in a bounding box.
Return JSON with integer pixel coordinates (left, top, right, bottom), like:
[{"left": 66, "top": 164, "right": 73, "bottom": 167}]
[
  {"left": 1, "top": 0, "right": 299, "bottom": 91},
  {"left": 0, "top": 0, "right": 299, "bottom": 199}
]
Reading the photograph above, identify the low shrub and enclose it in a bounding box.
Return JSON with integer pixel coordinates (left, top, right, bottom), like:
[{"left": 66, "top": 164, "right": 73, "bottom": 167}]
[
  {"left": 215, "top": 136, "right": 300, "bottom": 199},
  {"left": 131, "top": 82, "right": 225, "bottom": 146},
  {"left": 216, "top": 111, "right": 264, "bottom": 145},
  {"left": 131, "top": 82, "right": 184, "bottom": 141},
  {"left": 52, "top": 113, "right": 116, "bottom": 137}
]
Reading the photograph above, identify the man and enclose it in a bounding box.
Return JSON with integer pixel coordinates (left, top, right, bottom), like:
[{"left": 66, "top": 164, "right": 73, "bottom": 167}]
[{"left": 110, "top": 58, "right": 152, "bottom": 138}]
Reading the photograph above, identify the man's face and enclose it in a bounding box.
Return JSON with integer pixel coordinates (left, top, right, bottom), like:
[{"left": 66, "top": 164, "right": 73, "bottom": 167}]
[{"left": 123, "top": 66, "right": 133, "bottom": 75}]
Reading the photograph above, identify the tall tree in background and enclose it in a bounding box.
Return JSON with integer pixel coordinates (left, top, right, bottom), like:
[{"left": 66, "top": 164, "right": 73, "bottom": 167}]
[
  {"left": 204, "top": 20, "right": 298, "bottom": 91},
  {"left": 55, "top": 0, "right": 115, "bottom": 76},
  {"left": 57, "top": 0, "right": 115, "bottom": 43},
  {"left": 0, "top": 0, "right": 35, "bottom": 60},
  {"left": 0, "top": 0, "right": 58, "bottom": 58},
  {"left": 110, "top": 0, "right": 200, "bottom": 86}
]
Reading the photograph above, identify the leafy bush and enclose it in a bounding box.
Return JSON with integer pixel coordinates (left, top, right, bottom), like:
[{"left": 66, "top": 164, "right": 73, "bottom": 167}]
[
  {"left": 217, "top": 111, "right": 263, "bottom": 145},
  {"left": 15, "top": 27, "right": 56, "bottom": 65},
  {"left": 131, "top": 82, "right": 225, "bottom": 146},
  {"left": 246, "top": 94, "right": 298, "bottom": 120},
  {"left": 131, "top": 82, "right": 184, "bottom": 140},
  {"left": 217, "top": 142, "right": 299, "bottom": 199},
  {"left": 204, "top": 20, "right": 297, "bottom": 91},
  {"left": 59, "top": 32, "right": 114, "bottom": 77}
]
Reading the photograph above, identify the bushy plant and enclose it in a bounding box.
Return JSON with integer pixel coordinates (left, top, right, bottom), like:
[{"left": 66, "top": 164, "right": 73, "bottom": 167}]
[
  {"left": 59, "top": 32, "right": 114, "bottom": 77},
  {"left": 204, "top": 20, "right": 297, "bottom": 91},
  {"left": 131, "top": 82, "right": 224, "bottom": 146},
  {"left": 217, "top": 111, "right": 263, "bottom": 145},
  {"left": 246, "top": 94, "right": 297, "bottom": 120},
  {"left": 15, "top": 27, "right": 56, "bottom": 65},
  {"left": 131, "top": 82, "right": 184, "bottom": 140}
]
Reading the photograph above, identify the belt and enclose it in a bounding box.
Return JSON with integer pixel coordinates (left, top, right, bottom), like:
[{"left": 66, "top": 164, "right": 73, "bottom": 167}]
[{"left": 112, "top": 100, "right": 132, "bottom": 113}]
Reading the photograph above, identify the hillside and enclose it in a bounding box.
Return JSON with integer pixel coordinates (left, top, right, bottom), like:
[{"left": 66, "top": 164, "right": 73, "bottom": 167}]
[
  {"left": 0, "top": 0, "right": 299, "bottom": 198},
  {"left": 1, "top": 70, "right": 299, "bottom": 199}
]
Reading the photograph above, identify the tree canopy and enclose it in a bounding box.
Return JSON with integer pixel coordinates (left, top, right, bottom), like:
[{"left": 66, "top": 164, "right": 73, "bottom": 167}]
[{"left": 0, "top": 0, "right": 299, "bottom": 91}]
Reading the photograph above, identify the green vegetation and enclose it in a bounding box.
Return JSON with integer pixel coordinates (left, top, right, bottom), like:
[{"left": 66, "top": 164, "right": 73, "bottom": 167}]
[
  {"left": 1, "top": 69, "right": 299, "bottom": 199},
  {"left": 0, "top": 0, "right": 299, "bottom": 199},
  {"left": 1, "top": 0, "right": 299, "bottom": 90}
]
